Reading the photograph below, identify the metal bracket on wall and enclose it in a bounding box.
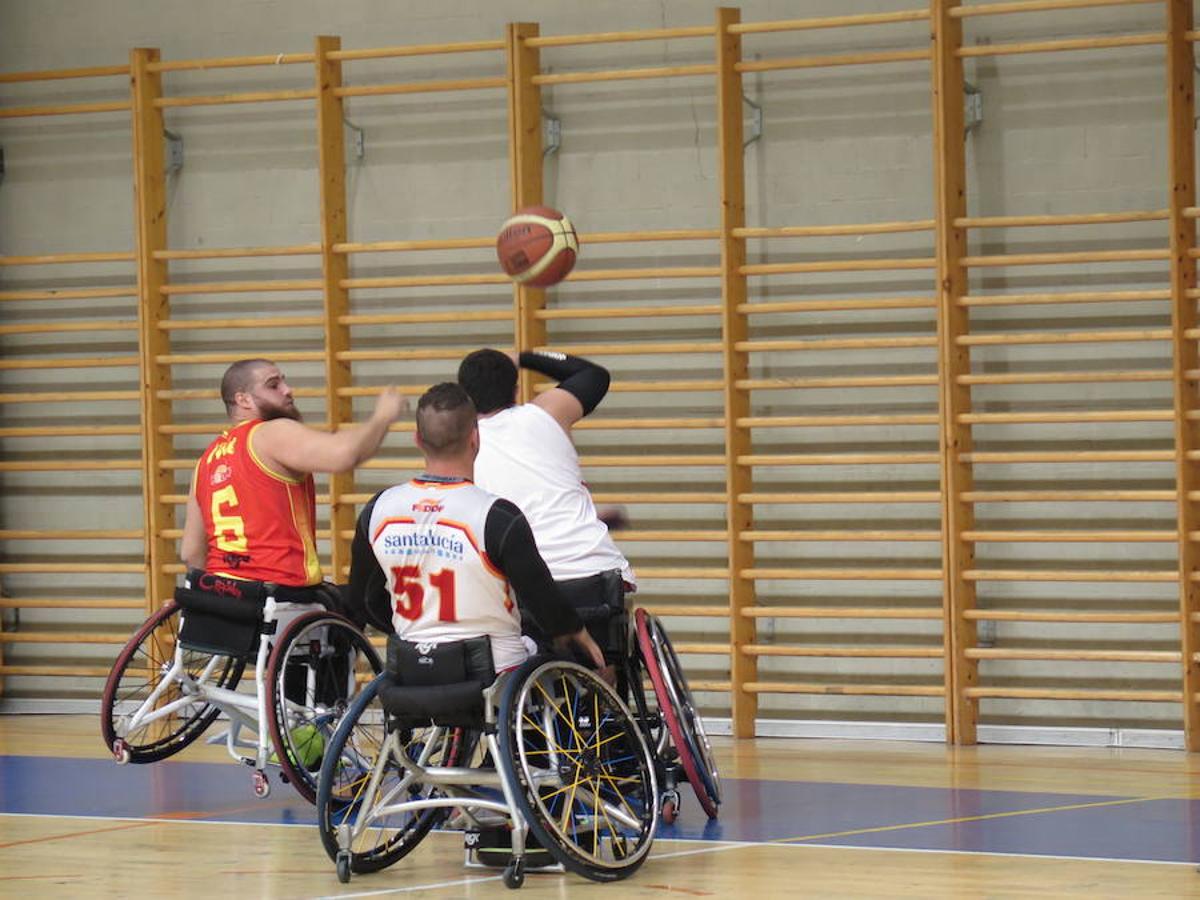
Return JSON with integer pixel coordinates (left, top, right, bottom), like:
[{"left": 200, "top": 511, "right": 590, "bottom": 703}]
[
  {"left": 164, "top": 129, "right": 184, "bottom": 175},
  {"left": 542, "top": 110, "right": 561, "bottom": 158},
  {"left": 976, "top": 618, "right": 996, "bottom": 648},
  {"left": 964, "top": 81, "right": 983, "bottom": 136},
  {"left": 743, "top": 94, "right": 763, "bottom": 149},
  {"left": 1194, "top": 62, "right": 1200, "bottom": 129},
  {"left": 344, "top": 116, "right": 365, "bottom": 162}
]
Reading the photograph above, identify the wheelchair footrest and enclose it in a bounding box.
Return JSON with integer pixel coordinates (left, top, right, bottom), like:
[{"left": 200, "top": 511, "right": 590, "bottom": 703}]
[{"left": 463, "top": 828, "right": 560, "bottom": 872}]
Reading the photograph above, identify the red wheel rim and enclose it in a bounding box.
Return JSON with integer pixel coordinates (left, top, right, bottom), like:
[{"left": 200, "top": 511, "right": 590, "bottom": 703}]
[{"left": 634, "top": 608, "right": 719, "bottom": 818}]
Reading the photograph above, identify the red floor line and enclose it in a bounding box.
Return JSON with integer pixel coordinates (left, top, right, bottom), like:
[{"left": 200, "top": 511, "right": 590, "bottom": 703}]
[{"left": 0, "top": 798, "right": 292, "bottom": 850}]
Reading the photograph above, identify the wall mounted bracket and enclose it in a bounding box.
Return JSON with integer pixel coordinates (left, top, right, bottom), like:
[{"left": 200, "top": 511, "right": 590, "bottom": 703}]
[
  {"left": 743, "top": 93, "right": 763, "bottom": 149},
  {"left": 543, "top": 110, "right": 561, "bottom": 158},
  {"left": 164, "top": 129, "right": 184, "bottom": 174},
  {"left": 964, "top": 81, "right": 983, "bottom": 135},
  {"left": 344, "top": 116, "right": 365, "bottom": 162}
]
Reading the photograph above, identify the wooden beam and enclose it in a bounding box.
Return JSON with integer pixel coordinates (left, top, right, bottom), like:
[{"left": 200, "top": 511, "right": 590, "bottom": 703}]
[
  {"left": 506, "top": 22, "right": 545, "bottom": 394},
  {"left": 1167, "top": 0, "right": 1200, "bottom": 750},
  {"left": 715, "top": 7, "right": 756, "bottom": 739},
  {"left": 314, "top": 36, "right": 356, "bottom": 583},
  {"left": 130, "top": 48, "right": 174, "bottom": 620},
  {"left": 931, "top": 0, "right": 976, "bottom": 745}
]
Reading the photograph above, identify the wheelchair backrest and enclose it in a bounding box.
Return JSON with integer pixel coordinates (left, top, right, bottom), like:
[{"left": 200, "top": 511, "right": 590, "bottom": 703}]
[
  {"left": 175, "top": 585, "right": 266, "bottom": 658},
  {"left": 175, "top": 571, "right": 325, "bottom": 658},
  {"left": 556, "top": 569, "right": 629, "bottom": 661},
  {"left": 379, "top": 635, "right": 496, "bottom": 728}
]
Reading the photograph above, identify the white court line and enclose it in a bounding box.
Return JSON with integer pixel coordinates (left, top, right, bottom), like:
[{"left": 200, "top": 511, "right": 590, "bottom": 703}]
[
  {"left": 4, "top": 811, "right": 1196, "bottom": 872},
  {"left": 311, "top": 874, "right": 504, "bottom": 898},
  {"left": 775, "top": 840, "right": 1200, "bottom": 869}
]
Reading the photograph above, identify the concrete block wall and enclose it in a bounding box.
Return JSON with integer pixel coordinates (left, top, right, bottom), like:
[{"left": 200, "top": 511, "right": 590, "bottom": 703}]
[{"left": 0, "top": 1, "right": 1188, "bottom": 737}]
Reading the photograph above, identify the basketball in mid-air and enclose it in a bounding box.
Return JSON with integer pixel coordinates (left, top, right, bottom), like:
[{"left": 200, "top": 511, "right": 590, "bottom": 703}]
[{"left": 496, "top": 206, "right": 578, "bottom": 288}]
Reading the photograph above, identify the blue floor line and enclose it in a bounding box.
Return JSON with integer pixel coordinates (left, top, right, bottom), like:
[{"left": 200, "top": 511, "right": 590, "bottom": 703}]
[{"left": 2, "top": 753, "right": 1196, "bottom": 863}]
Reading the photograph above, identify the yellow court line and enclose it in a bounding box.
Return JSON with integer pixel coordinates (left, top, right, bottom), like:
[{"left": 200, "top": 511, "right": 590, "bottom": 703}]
[{"left": 771, "top": 794, "right": 1163, "bottom": 845}]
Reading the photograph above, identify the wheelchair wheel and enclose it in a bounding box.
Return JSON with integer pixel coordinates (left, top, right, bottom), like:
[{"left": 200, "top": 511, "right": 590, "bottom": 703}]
[
  {"left": 101, "top": 601, "right": 245, "bottom": 764},
  {"left": 498, "top": 657, "right": 658, "bottom": 882},
  {"left": 316, "top": 672, "right": 472, "bottom": 875},
  {"left": 265, "top": 610, "right": 383, "bottom": 804},
  {"left": 635, "top": 609, "right": 721, "bottom": 818}
]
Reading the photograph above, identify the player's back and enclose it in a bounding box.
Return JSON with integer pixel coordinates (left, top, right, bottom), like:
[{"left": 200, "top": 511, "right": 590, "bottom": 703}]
[
  {"left": 366, "top": 477, "right": 525, "bottom": 667},
  {"left": 475, "top": 404, "right": 633, "bottom": 584},
  {"left": 194, "top": 419, "right": 321, "bottom": 585}
]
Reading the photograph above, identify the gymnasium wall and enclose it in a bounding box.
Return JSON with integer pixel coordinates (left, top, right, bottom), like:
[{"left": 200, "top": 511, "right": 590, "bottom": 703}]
[{"left": 0, "top": 0, "right": 1193, "bottom": 747}]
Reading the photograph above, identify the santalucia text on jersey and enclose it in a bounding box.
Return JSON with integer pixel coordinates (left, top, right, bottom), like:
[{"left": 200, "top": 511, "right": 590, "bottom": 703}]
[{"left": 382, "top": 529, "right": 466, "bottom": 558}]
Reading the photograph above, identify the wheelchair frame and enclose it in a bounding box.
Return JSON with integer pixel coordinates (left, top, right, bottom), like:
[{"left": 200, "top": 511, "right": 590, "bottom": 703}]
[
  {"left": 100, "top": 585, "right": 383, "bottom": 803},
  {"left": 317, "top": 652, "right": 660, "bottom": 888}
]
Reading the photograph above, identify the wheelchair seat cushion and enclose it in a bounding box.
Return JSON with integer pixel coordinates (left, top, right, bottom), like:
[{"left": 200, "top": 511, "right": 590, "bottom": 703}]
[{"left": 174, "top": 585, "right": 267, "bottom": 657}]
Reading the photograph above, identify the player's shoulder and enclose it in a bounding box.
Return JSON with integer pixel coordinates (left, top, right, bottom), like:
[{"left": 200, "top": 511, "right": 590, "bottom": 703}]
[
  {"left": 511, "top": 401, "right": 574, "bottom": 441},
  {"left": 246, "top": 416, "right": 310, "bottom": 453}
]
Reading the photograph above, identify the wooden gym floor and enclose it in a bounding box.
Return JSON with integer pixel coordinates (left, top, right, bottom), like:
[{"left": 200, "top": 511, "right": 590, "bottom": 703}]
[{"left": 2, "top": 714, "right": 1199, "bottom": 898}]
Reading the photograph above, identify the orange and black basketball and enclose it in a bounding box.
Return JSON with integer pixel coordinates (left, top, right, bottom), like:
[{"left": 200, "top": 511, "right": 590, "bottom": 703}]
[{"left": 496, "top": 206, "right": 579, "bottom": 288}]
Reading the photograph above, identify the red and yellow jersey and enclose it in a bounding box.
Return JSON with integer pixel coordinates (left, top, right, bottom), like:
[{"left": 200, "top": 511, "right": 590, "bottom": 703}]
[{"left": 193, "top": 418, "right": 321, "bottom": 586}]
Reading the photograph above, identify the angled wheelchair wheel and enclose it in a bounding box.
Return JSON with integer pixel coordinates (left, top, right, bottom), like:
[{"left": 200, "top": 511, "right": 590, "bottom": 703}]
[
  {"left": 498, "top": 658, "right": 658, "bottom": 882},
  {"left": 316, "top": 672, "right": 472, "bottom": 875},
  {"left": 101, "top": 601, "right": 245, "bottom": 764},
  {"left": 265, "top": 610, "right": 383, "bottom": 804},
  {"left": 635, "top": 609, "right": 721, "bottom": 818}
]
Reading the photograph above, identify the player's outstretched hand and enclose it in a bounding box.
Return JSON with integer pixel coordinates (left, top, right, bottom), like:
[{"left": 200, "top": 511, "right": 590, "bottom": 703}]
[{"left": 373, "top": 386, "right": 408, "bottom": 425}]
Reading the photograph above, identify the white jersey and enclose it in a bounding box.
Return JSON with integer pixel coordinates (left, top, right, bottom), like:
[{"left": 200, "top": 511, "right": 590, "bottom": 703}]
[
  {"left": 366, "top": 477, "right": 527, "bottom": 671},
  {"left": 474, "top": 404, "right": 635, "bottom": 586}
]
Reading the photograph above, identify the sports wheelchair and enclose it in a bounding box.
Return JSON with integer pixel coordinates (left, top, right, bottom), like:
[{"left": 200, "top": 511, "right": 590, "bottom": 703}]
[
  {"left": 559, "top": 573, "right": 721, "bottom": 823},
  {"left": 316, "top": 636, "right": 660, "bottom": 887},
  {"left": 315, "top": 583, "right": 719, "bottom": 887},
  {"left": 100, "top": 571, "right": 383, "bottom": 803}
]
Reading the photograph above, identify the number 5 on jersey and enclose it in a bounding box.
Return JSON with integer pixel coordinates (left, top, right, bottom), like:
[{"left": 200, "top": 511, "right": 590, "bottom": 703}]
[{"left": 390, "top": 565, "right": 458, "bottom": 622}]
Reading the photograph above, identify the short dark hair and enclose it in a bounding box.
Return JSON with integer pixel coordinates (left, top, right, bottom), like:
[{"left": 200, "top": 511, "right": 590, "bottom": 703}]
[
  {"left": 457, "top": 348, "right": 517, "bottom": 415},
  {"left": 220, "top": 358, "right": 273, "bottom": 414},
  {"left": 416, "top": 382, "right": 477, "bottom": 456}
]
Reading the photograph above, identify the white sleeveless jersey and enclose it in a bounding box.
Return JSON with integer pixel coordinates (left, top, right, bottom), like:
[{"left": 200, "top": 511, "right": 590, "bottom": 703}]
[
  {"left": 366, "top": 478, "right": 527, "bottom": 671},
  {"left": 474, "top": 404, "right": 635, "bottom": 586}
]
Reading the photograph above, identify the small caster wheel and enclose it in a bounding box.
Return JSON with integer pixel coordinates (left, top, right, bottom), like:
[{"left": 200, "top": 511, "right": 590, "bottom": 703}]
[
  {"left": 503, "top": 856, "right": 525, "bottom": 889},
  {"left": 660, "top": 789, "right": 680, "bottom": 824},
  {"left": 252, "top": 770, "right": 270, "bottom": 798},
  {"left": 336, "top": 851, "right": 352, "bottom": 884},
  {"left": 112, "top": 739, "right": 131, "bottom": 765}
]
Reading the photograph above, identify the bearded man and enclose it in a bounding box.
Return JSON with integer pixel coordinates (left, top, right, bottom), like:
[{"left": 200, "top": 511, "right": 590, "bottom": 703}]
[{"left": 179, "top": 358, "right": 405, "bottom": 626}]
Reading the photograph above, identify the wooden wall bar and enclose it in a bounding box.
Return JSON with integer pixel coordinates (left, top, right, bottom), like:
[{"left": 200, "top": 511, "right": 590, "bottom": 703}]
[{"left": 0, "top": 1, "right": 1193, "bottom": 745}]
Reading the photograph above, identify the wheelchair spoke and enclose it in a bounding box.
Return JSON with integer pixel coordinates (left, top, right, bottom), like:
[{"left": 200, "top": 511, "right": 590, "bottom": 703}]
[
  {"left": 535, "top": 678, "right": 588, "bottom": 749},
  {"left": 502, "top": 659, "right": 658, "bottom": 880}
]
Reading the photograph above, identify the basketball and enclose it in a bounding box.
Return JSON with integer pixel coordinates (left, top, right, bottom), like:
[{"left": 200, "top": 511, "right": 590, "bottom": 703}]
[{"left": 496, "top": 206, "right": 579, "bottom": 288}]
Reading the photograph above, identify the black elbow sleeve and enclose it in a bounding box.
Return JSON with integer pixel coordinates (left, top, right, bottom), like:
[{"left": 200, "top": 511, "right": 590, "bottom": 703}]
[{"left": 558, "top": 366, "right": 610, "bottom": 416}]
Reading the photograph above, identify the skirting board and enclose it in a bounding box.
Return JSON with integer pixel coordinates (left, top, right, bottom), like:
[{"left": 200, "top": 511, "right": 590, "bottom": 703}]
[{"left": 1, "top": 698, "right": 1186, "bottom": 751}]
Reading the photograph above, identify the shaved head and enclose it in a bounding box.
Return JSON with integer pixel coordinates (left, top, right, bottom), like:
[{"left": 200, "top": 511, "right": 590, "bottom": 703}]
[
  {"left": 220, "top": 359, "right": 273, "bottom": 415},
  {"left": 416, "top": 383, "right": 477, "bottom": 458}
]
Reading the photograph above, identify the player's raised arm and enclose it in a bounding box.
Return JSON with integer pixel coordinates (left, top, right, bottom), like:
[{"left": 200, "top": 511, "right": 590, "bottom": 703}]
[
  {"left": 520, "top": 351, "right": 611, "bottom": 431},
  {"left": 255, "top": 386, "right": 407, "bottom": 477}
]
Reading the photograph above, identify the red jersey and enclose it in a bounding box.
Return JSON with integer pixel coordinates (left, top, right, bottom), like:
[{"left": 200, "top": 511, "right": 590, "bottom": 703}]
[{"left": 193, "top": 418, "right": 321, "bottom": 586}]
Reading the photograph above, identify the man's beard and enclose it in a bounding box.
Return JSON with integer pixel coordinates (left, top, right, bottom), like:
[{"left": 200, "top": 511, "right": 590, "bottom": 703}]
[{"left": 257, "top": 399, "right": 302, "bottom": 421}]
